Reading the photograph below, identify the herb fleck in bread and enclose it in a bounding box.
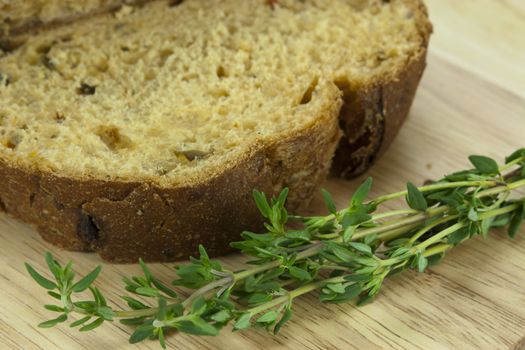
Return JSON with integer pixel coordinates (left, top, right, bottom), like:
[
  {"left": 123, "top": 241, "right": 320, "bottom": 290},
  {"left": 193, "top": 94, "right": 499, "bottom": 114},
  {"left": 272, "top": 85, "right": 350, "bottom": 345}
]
[{"left": 0, "top": 0, "right": 431, "bottom": 262}]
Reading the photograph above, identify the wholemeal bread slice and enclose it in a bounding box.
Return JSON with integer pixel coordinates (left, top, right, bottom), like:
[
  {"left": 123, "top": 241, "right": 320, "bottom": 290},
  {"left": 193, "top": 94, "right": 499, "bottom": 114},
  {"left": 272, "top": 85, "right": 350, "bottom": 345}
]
[{"left": 0, "top": 0, "right": 431, "bottom": 262}]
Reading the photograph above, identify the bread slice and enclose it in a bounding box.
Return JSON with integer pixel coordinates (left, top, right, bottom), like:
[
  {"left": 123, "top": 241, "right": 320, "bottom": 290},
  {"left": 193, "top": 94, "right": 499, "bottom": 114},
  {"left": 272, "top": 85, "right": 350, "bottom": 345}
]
[{"left": 0, "top": 0, "right": 431, "bottom": 262}]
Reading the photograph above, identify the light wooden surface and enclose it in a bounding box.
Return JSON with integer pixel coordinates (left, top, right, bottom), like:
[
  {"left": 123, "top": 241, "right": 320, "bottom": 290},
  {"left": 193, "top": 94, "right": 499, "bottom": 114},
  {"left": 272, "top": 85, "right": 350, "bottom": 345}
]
[{"left": 1, "top": 1, "right": 525, "bottom": 349}]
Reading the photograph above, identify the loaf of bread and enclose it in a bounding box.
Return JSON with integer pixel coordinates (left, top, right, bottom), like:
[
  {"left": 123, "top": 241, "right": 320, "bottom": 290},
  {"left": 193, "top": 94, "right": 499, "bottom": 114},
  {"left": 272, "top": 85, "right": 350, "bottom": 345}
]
[{"left": 0, "top": 0, "right": 431, "bottom": 262}]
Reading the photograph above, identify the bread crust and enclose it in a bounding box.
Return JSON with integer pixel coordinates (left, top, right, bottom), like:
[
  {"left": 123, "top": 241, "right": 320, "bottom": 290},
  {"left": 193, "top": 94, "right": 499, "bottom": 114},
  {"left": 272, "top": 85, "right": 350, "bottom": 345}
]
[
  {"left": 331, "top": 50, "right": 428, "bottom": 177},
  {"left": 0, "top": 0, "right": 432, "bottom": 262},
  {"left": 0, "top": 93, "right": 342, "bottom": 262},
  {"left": 332, "top": 0, "right": 432, "bottom": 178}
]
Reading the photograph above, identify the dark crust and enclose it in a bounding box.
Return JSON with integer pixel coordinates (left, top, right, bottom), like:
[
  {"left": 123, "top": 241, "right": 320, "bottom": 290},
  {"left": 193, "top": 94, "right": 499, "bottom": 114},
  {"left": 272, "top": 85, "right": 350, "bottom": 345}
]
[
  {"left": 0, "top": 107, "right": 340, "bottom": 262},
  {"left": 330, "top": 52, "right": 428, "bottom": 178},
  {"left": 331, "top": 0, "right": 432, "bottom": 178}
]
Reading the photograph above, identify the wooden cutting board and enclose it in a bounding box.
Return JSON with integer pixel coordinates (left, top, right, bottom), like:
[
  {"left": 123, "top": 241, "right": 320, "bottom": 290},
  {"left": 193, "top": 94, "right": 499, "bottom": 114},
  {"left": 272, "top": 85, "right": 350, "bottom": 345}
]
[{"left": 1, "top": 1, "right": 524, "bottom": 349}]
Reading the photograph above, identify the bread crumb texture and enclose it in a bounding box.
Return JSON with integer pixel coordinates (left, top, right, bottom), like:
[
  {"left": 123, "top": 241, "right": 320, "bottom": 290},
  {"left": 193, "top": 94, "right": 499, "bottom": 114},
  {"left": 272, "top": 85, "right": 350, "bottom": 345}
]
[
  {"left": 0, "top": 0, "right": 137, "bottom": 34},
  {"left": 0, "top": 0, "right": 426, "bottom": 187}
]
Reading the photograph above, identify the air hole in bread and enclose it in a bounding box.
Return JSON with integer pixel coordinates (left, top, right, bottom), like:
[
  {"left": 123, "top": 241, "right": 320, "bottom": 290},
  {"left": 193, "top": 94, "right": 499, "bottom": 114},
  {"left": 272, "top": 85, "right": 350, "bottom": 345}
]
[
  {"left": 181, "top": 73, "right": 197, "bottom": 81},
  {"left": 54, "top": 112, "right": 66, "bottom": 123},
  {"left": 4, "top": 131, "right": 23, "bottom": 149},
  {"left": 77, "top": 83, "right": 96, "bottom": 95},
  {"left": 158, "top": 49, "right": 174, "bottom": 66},
  {"left": 96, "top": 126, "right": 133, "bottom": 151},
  {"left": 35, "top": 42, "right": 54, "bottom": 54},
  {"left": 210, "top": 88, "right": 230, "bottom": 98},
  {"left": 347, "top": 0, "right": 369, "bottom": 11},
  {"left": 174, "top": 149, "right": 208, "bottom": 162},
  {"left": 40, "top": 54, "right": 56, "bottom": 70},
  {"left": 59, "top": 35, "right": 73, "bottom": 43},
  {"left": 122, "top": 51, "right": 144, "bottom": 65},
  {"left": 218, "top": 106, "right": 228, "bottom": 116},
  {"left": 144, "top": 69, "right": 156, "bottom": 80},
  {"left": 227, "top": 25, "right": 237, "bottom": 34},
  {"left": 300, "top": 77, "right": 318, "bottom": 105},
  {"left": 0, "top": 37, "right": 27, "bottom": 53},
  {"left": 0, "top": 197, "right": 6, "bottom": 212},
  {"left": 168, "top": 0, "right": 184, "bottom": 7},
  {"left": 266, "top": 0, "right": 278, "bottom": 9},
  {"left": 0, "top": 73, "right": 11, "bottom": 86},
  {"left": 244, "top": 59, "right": 252, "bottom": 72},
  {"left": 216, "top": 65, "right": 226, "bottom": 78}
]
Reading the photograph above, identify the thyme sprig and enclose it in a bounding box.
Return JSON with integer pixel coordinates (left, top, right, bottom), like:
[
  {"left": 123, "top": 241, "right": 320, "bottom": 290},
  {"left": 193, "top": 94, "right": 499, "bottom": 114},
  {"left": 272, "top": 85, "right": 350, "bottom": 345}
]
[{"left": 26, "top": 149, "right": 525, "bottom": 347}]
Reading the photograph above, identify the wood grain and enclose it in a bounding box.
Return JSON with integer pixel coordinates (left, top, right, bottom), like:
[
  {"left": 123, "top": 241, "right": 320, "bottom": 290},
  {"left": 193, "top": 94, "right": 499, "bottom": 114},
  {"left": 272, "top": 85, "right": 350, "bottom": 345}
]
[{"left": 1, "top": 0, "right": 524, "bottom": 349}]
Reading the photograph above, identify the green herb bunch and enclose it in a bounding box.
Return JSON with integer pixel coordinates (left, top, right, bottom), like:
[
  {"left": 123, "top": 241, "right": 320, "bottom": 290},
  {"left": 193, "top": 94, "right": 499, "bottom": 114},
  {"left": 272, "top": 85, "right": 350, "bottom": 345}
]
[{"left": 26, "top": 149, "right": 525, "bottom": 347}]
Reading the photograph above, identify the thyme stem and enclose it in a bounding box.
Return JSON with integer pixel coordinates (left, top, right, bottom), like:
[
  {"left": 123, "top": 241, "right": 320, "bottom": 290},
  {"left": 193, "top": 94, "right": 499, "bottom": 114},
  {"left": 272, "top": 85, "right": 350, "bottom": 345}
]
[
  {"left": 26, "top": 149, "right": 525, "bottom": 345},
  {"left": 372, "top": 180, "right": 499, "bottom": 205},
  {"left": 97, "top": 182, "right": 525, "bottom": 320}
]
